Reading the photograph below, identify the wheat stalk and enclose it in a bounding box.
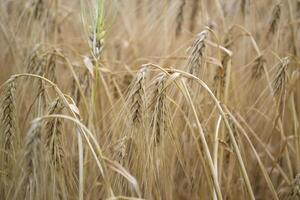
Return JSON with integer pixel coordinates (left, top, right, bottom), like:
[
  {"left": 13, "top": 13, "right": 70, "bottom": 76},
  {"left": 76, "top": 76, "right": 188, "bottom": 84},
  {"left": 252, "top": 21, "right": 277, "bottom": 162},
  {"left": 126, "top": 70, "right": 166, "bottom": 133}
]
[{"left": 26, "top": 53, "right": 46, "bottom": 76}]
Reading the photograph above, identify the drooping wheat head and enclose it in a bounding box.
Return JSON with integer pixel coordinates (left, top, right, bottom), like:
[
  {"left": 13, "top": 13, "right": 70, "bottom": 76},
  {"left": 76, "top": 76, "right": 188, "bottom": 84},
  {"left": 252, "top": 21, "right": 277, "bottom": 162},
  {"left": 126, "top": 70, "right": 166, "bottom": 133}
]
[
  {"left": 21, "top": 123, "right": 43, "bottom": 200},
  {"left": 150, "top": 74, "right": 169, "bottom": 144},
  {"left": 44, "top": 98, "right": 64, "bottom": 169},
  {"left": 44, "top": 98, "right": 66, "bottom": 199},
  {"left": 272, "top": 57, "right": 289, "bottom": 97},
  {"left": 26, "top": 51, "right": 54, "bottom": 113},
  {"left": 213, "top": 33, "right": 232, "bottom": 99},
  {"left": 187, "top": 30, "right": 208, "bottom": 78},
  {"left": 26, "top": 51, "right": 45, "bottom": 76}
]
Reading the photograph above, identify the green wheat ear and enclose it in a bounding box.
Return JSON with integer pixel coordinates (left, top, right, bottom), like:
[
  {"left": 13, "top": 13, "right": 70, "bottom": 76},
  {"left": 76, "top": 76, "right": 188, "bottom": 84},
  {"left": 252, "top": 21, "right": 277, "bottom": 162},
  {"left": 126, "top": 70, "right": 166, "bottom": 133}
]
[
  {"left": 80, "top": 0, "right": 117, "bottom": 59},
  {"left": 80, "top": 0, "right": 106, "bottom": 59},
  {"left": 92, "top": 0, "right": 106, "bottom": 58}
]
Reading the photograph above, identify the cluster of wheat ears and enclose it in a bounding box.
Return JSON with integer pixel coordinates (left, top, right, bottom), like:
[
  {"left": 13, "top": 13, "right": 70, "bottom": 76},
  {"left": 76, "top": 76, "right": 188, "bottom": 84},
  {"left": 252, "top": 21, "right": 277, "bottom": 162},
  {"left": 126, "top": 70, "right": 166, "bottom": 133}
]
[{"left": 0, "top": 0, "right": 300, "bottom": 199}]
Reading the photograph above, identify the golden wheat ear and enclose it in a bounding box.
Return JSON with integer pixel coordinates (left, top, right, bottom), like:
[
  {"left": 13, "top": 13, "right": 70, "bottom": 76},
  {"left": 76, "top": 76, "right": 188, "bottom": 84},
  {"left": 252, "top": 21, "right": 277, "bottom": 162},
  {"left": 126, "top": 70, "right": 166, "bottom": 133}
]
[
  {"left": 150, "top": 74, "right": 169, "bottom": 144},
  {"left": 1, "top": 78, "right": 17, "bottom": 157},
  {"left": 127, "top": 67, "right": 147, "bottom": 126},
  {"left": 44, "top": 98, "right": 64, "bottom": 169},
  {"left": 0, "top": 77, "right": 17, "bottom": 199},
  {"left": 186, "top": 30, "right": 208, "bottom": 78},
  {"left": 16, "top": 123, "right": 43, "bottom": 200},
  {"left": 44, "top": 98, "right": 67, "bottom": 200},
  {"left": 272, "top": 57, "right": 289, "bottom": 97}
]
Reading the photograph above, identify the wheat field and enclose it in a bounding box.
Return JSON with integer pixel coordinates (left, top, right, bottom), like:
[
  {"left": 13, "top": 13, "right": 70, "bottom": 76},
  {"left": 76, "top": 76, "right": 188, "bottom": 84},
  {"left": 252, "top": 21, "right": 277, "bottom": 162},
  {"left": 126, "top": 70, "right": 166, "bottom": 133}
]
[{"left": 0, "top": 0, "right": 300, "bottom": 199}]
